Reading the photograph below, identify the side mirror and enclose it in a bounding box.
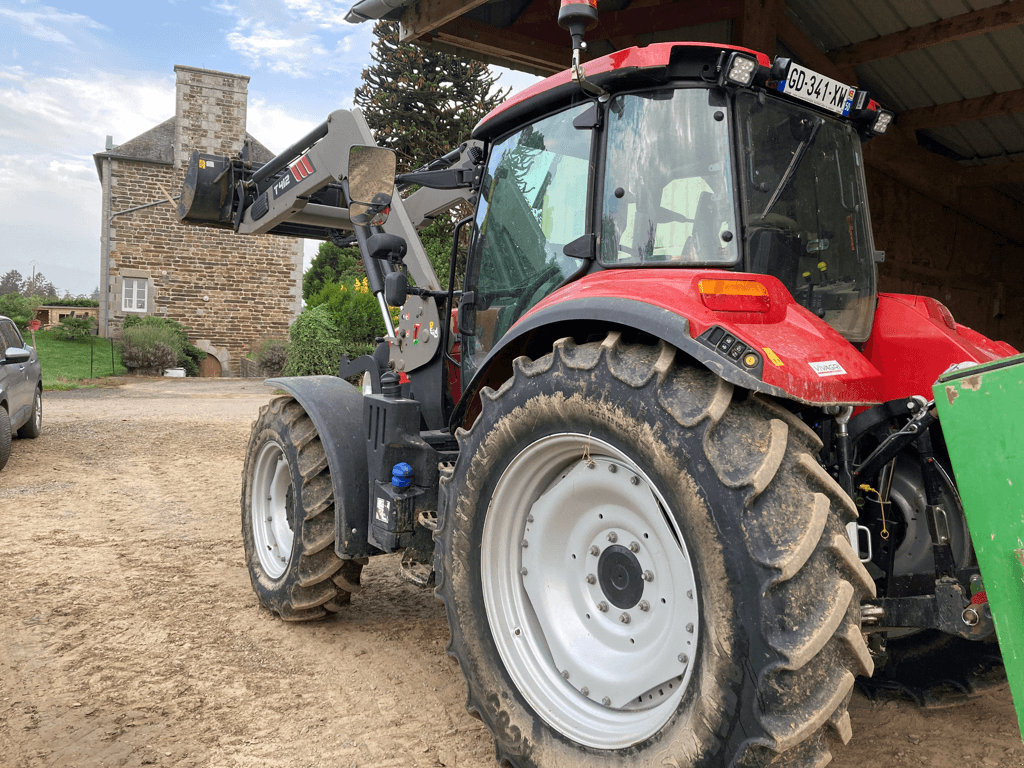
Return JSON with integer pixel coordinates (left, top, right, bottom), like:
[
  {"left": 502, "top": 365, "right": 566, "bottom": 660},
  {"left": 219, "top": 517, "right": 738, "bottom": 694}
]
[
  {"left": 348, "top": 145, "right": 397, "bottom": 226},
  {"left": 4, "top": 347, "right": 30, "bottom": 364}
]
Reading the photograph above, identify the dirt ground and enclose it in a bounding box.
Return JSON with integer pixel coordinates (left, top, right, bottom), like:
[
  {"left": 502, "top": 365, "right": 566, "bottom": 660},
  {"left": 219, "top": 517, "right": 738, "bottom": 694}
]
[{"left": 1, "top": 378, "right": 1022, "bottom": 768}]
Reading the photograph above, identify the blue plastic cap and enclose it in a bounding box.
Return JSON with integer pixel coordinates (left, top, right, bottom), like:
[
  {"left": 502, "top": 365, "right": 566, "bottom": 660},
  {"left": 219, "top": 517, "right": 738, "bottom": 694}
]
[{"left": 392, "top": 462, "right": 413, "bottom": 488}]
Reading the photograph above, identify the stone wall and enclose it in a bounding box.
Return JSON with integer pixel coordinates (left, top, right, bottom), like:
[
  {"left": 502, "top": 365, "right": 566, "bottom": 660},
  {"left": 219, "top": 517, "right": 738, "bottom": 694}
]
[
  {"left": 867, "top": 168, "right": 1024, "bottom": 351},
  {"left": 102, "top": 158, "right": 301, "bottom": 375}
]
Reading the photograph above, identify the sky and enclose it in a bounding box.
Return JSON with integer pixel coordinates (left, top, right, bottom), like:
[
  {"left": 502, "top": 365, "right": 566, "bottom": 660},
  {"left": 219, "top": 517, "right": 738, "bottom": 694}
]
[{"left": 0, "top": 0, "right": 541, "bottom": 297}]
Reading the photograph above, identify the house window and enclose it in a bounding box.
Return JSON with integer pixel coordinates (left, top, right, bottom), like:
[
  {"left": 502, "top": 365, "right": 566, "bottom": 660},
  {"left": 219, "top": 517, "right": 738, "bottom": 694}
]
[{"left": 123, "top": 277, "right": 148, "bottom": 312}]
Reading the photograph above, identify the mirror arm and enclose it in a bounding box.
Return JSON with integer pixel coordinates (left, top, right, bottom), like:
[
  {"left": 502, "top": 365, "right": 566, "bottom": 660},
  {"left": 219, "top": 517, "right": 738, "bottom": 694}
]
[{"left": 395, "top": 166, "right": 482, "bottom": 190}]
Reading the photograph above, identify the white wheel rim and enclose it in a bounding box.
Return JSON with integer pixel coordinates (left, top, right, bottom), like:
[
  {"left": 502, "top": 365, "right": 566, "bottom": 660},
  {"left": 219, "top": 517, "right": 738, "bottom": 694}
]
[
  {"left": 481, "top": 433, "right": 699, "bottom": 749},
  {"left": 33, "top": 392, "right": 41, "bottom": 431},
  {"left": 252, "top": 440, "right": 294, "bottom": 579}
]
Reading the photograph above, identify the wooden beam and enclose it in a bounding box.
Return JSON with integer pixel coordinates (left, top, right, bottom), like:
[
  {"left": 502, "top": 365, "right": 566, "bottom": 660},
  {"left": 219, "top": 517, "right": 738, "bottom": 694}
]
[
  {"left": 734, "top": 0, "right": 783, "bottom": 58},
  {"left": 831, "top": 0, "right": 1024, "bottom": 70},
  {"left": 431, "top": 17, "right": 567, "bottom": 74},
  {"left": 960, "top": 160, "right": 1024, "bottom": 187},
  {"left": 899, "top": 87, "right": 1024, "bottom": 131},
  {"left": 776, "top": 13, "right": 857, "bottom": 85},
  {"left": 400, "top": 0, "right": 490, "bottom": 41}
]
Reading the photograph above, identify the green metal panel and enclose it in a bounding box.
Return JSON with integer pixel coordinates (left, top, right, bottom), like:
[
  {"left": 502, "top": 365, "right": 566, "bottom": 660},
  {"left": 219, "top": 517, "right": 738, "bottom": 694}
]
[{"left": 933, "top": 353, "right": 1024, "bottom": 739}]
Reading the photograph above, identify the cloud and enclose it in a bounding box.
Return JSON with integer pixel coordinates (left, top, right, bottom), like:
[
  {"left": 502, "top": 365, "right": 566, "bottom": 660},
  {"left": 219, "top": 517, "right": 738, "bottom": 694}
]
[
  {"left": 246, "top": 97, "right": 323, "bottom": 153},
  {"left": 226, "top": 19, "right": 328, "bottom": 77},
  {"left": 0, "top": 3, "right": 105, "bottom": 46},
  {"left": 0, "top": 65, "right": 174, "bottom": 155},
  {"left": 283, "top": 0, "right": 351, "bottom": 30}
]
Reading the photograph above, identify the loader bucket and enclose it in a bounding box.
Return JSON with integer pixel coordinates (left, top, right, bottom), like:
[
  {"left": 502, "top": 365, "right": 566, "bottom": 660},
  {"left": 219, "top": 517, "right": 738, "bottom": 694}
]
[{"left": 934, "top": 353, "right": 1024, "bottom": 740}]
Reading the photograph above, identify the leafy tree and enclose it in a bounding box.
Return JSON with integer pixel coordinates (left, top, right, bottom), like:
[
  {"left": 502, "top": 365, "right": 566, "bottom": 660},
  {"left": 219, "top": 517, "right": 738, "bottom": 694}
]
[
  {"left": 21, "top": 272, "right": 57, "bottom": 299},
  {"left": 354, "top": 21, "right": 510, "bottom": 173},
  {"left": 0, "top": 293, "right": 33, "bottom": 330},
  {"left": 303, "top": 241, "right": 365, "bottom": 301},
  {"left": 0, "top": 270, "right": 22, "bottom": 296}
]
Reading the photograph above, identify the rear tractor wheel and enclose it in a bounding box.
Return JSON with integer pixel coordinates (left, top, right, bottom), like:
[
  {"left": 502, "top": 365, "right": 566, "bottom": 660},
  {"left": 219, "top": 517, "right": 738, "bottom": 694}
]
[
  {"left": 436, "top": 332, "right": 875, "bottom": 767},
  {"left": 241, "top": 396, "right": 362, "bottom": 620}
]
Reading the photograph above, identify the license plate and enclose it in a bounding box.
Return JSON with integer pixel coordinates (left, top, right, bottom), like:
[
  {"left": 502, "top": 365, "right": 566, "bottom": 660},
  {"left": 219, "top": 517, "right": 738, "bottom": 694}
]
[{"left": 777, "top": 63, "right": 856, "bottom": 116}]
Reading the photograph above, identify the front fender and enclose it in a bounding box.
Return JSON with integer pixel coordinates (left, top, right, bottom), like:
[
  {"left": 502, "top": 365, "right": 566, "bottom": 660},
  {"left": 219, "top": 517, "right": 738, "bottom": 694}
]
[{"left": 265, "top": 375, "right": 372, "bottom": 559}]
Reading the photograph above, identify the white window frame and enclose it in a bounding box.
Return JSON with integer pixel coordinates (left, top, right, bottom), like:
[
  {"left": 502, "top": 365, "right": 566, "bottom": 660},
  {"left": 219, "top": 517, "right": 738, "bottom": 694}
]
[{"left": 122, "top": 277, "right": 148, "bottom": 313}]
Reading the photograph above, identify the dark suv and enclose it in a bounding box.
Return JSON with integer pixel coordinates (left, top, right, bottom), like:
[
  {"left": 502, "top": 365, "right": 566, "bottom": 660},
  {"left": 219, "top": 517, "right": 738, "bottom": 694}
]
[{"left": 0, "top": 315, "right": 42, "bottom": 470}]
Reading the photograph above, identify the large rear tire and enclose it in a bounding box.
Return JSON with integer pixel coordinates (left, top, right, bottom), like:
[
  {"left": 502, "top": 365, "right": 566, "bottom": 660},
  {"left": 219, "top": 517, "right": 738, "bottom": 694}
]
[
  {"left": 435, "top": 333, "right": 875, "bottom": 767},
  {"left": 241, "top": 396, "right": 362, "bottom": 620}
]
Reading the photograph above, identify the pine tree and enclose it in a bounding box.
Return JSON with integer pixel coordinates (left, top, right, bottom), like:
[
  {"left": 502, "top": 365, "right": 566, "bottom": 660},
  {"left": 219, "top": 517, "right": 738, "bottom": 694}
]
[
  {"left": 0, "top": 269, "right": 21, "bottom": 296},
  {"left": 354, "top": 22, "right": 510, "bottom": 172}
]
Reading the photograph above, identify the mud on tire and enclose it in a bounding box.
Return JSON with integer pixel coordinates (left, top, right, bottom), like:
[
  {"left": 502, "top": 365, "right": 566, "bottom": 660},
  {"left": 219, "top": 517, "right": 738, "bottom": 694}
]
[
  {"left": 241, "top": 396, "right": 362, "bottom": 621},
  {"left": 435, "top": 333, "right": 875, "bottom": 767}
]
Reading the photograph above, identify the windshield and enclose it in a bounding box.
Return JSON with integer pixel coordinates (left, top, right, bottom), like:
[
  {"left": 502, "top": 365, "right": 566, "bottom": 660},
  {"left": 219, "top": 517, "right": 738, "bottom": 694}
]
[
  {"left": 737, "top": 91, "right": 876, "bottom": 341},
  {"left": 601, "top": 89, "right": 739, "bottom": 265}
]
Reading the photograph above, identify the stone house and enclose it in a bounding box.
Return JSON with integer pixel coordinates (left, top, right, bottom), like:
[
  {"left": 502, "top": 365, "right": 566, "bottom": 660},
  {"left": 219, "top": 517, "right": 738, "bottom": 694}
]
[{"left": 93, "top": 65, "right": 303, "bottom": 376}]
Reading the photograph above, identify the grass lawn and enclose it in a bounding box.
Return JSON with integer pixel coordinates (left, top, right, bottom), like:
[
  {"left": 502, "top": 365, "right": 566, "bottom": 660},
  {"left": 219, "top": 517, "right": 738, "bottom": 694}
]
[{"left": 29, "top": 329, "right": 128, "bottom": 389}]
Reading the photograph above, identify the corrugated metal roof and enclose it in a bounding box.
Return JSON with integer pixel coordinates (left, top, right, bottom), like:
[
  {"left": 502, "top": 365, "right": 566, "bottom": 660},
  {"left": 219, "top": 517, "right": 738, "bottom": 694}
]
[{"left": 786, "top": 0, "right": 1024, "bottom": 200}]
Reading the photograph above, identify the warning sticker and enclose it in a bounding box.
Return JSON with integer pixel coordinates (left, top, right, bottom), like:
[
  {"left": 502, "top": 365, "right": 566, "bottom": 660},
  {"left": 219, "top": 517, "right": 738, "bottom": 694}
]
[
  {"left": 375, "top": 497, "right": 391, "bottom": 524},
  {"left": 762, "top": 347, "right": 784, "bottom": 367},
  {"left": 809, "top": 360, "right": 846, "bottom": 377}
]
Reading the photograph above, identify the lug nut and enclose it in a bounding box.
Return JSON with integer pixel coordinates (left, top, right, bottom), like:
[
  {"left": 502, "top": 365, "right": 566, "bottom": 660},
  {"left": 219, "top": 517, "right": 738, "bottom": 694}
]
[
  {"left": 642, "top": 570, "right": 654, "bottom": 582},
  {"left": 678, "top": 653, "right": 689, "bottom": 664},
  {"left": 527, "top": 514, "right": 534, "bottom": 523},
  {"left": 590, "top": 545, "right": 600, "bottom": 556},
  {"left": 639, "top": 600, "right": 650, "bottom": 612},
  {"left": 629, "top": 541, "right": 639, "bottom": 553},
  {"left": 521, "top": 539, "right": 529, "bottom": 548},
  {"left": 597, "top": 601, "right": 608, "bottom": 612},
  {"left": 602, "top": 697, "right": 611, "bottom": 706},
  {"left": 608, "top": 464, "right": 617, "bottom": 473},
  {"left": 607, "top": 532, "right": 618, "bottom": 543},
  {"left": 619, "top": 613, "right": 630, "bottom": 624},
  {"left": 630, "top": 476, "right": 639, "bottom": 485},
  {"left": 561, "top": 669, "right": 570, "bottom": 679},
  {"left": 686, "top": 622, "right": 694, "bottom": 633},
  {"left": 586, "top": 574, "right": 596, "bottom": 584},
  {"left": 581, "top": 686, "right": 589, "bottom": 697},
  {"left": 686, "top": 589, "right": 693, "bottom": 599},
  {"left": 520, "top": 567, "right": 528, "bottom": 576}
]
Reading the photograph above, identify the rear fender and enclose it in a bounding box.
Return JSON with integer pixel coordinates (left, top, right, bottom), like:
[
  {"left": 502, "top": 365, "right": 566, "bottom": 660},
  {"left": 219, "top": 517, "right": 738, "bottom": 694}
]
[
  {"left": 265, "top": 376, "right": 374, "bottom": 559},
  {"left": 452, "top": 269, "right": 886, "bottom": 429}
]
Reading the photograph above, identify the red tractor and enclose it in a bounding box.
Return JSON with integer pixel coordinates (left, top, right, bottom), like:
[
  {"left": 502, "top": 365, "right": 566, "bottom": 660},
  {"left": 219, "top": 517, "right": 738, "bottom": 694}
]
[{"left": 179, "top": 7, "right": 1017, "bottom": 766}]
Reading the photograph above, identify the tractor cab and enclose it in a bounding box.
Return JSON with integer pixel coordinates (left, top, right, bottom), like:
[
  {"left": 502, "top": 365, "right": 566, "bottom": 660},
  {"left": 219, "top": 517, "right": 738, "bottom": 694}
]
[{"left": 461, "top": 43, "right": 892, "bottom": 380}]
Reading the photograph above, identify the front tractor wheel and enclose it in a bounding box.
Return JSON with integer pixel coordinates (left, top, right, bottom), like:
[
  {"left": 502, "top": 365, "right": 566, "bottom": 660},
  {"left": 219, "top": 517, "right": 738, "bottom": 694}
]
[
  {"left": 436, "top": 333, "right": 875, "bottom": 768},
  {"left": 241, "top": 396, "right": 361, "bottom": 620}
]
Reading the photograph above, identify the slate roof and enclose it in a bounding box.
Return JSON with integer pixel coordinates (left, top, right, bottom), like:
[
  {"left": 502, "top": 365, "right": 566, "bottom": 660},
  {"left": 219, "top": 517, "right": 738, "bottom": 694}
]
[{"left": 93, "top": 117, "right": 278, "bottom": 179}]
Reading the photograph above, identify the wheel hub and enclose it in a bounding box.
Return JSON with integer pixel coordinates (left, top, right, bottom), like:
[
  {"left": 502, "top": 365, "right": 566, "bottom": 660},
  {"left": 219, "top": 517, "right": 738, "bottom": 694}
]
[
  {"left": 251, "top": 440, "right": 294, "bottom": 579},
  {"left": 597, "top": 544, "right": 644, "bottom": 609}
]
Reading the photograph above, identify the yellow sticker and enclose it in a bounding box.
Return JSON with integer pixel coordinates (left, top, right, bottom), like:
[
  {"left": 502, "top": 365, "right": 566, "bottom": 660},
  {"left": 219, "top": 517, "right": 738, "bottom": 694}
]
[
  {"left": 199, "top": 159, "right": 206, "bottom": 169},
  {"left": 763, "top": 347, "right": 784, "bottom": 367}
]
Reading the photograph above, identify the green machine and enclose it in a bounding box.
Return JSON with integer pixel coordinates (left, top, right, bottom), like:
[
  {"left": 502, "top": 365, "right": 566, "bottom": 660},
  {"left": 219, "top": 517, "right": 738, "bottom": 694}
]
[{"left": 934, "top": 353, "right": 1024, "bottom": 736}]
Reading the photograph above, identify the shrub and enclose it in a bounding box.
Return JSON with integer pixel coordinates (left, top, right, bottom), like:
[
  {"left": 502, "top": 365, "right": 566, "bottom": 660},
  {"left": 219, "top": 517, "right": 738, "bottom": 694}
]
[
  {"left": 39, "top": 298, "right": 100, "bottom": 308},
  {"left": 306, "top": 277, "right": 386, "bottom": 359},
  {"left": 0, "top": 293, "right": 34, "bottom": 331},
  {"left": 121, "top": 315, "right": 207, "bottom": 376},
  {"left": 53, "top": 315, "right": 95, "bottom": 341},
  {"left": 283, "top": 305, "right": 344, "bottom": 377},
  {"left": 250, "top": 338, "right": 288, "bottom": 373},
  {"left": 119, "top": 324, "right": 185, "bottom": 372}
]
